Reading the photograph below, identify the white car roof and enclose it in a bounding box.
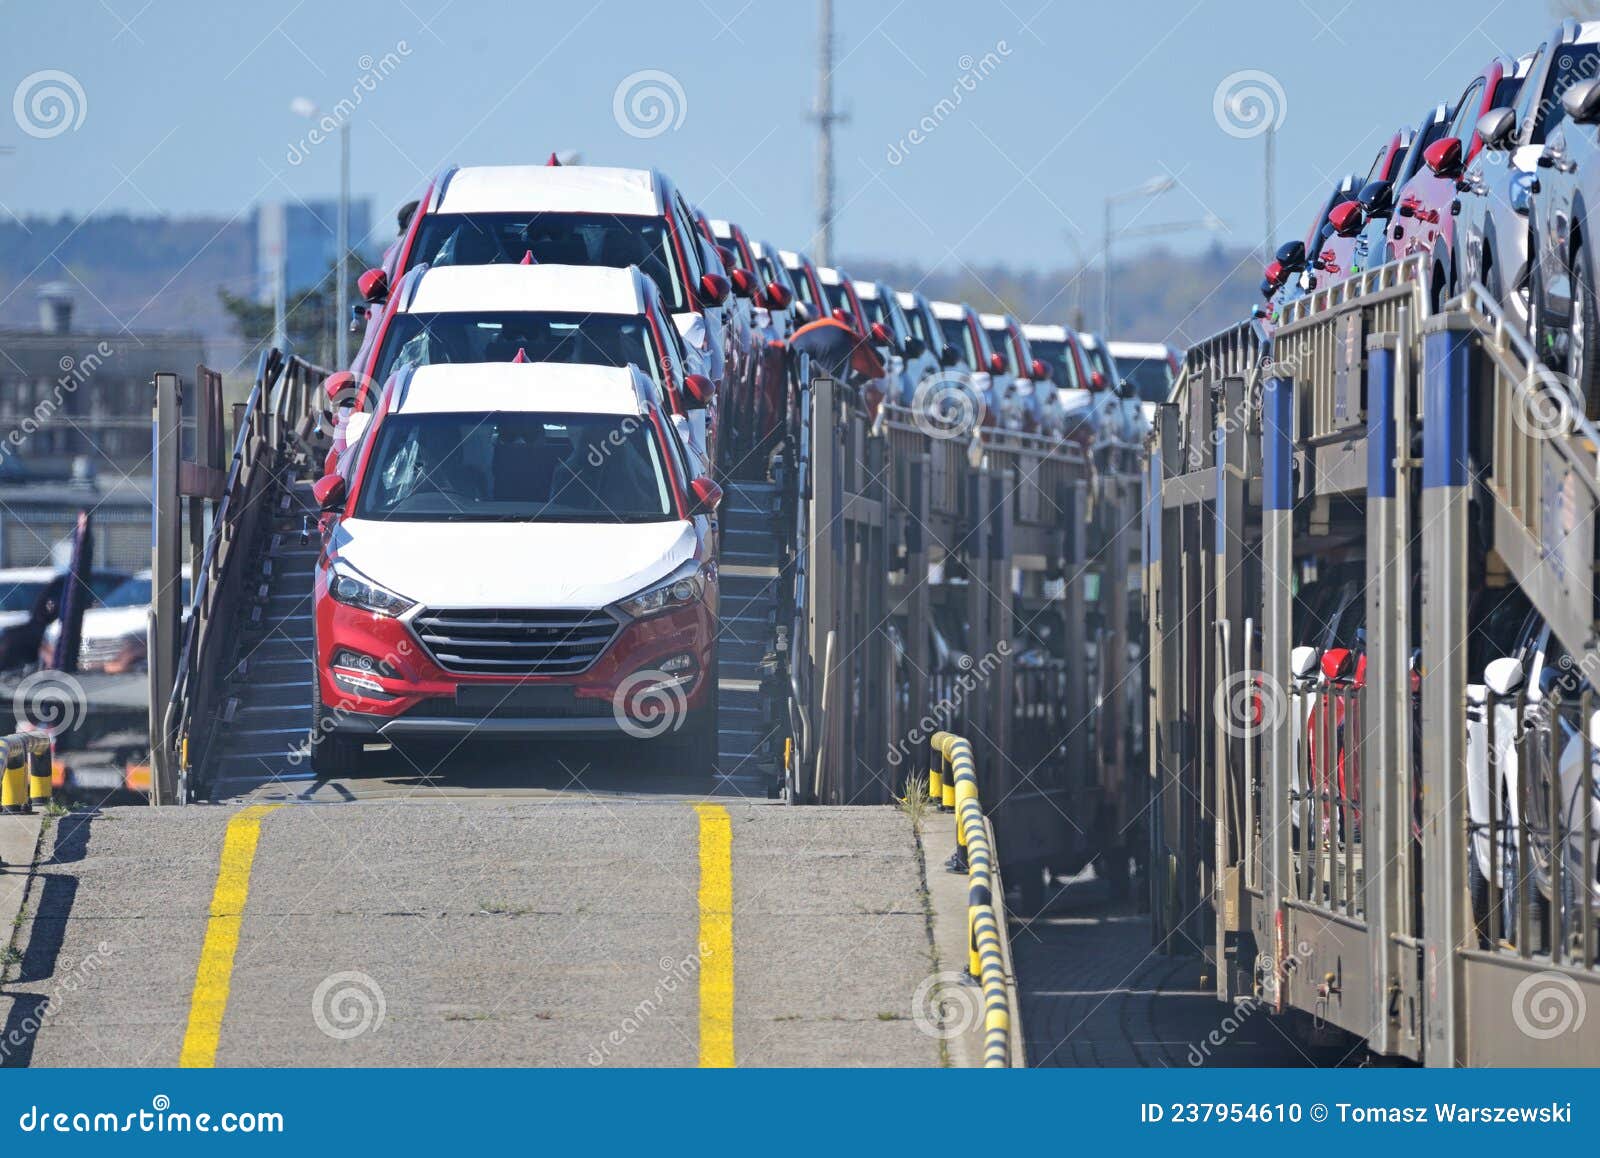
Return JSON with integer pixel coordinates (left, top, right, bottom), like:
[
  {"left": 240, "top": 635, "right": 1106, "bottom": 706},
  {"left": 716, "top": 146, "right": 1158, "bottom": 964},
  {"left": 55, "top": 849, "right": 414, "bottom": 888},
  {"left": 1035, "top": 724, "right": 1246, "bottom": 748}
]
[
  {"left": 1107, "top": 341, "right": 1172, "bottom": 358},
  {"left": 894, "top": 290, "right": 919, "bottom": 309},
  {"left": 778, "top": 249, "right": 804, "bottom": 268},
  {"left": 709, "top": 218, "right": 734, "bottom": 239},
  {"left": 1022, "top": 323, "right": 1069, "bottom": 342},
  {"left": 930, "top": 299, "right": 967, "bottom": 320},
  {"left": 852, "top": 279, "right": 880, "bottom": 300},
  {"left": 1078, "top": 332, "right": 1104, "bottom": 350},
  {"left": 402, "top": 264, "right": 647, "bottom": 316},
  {"left": 817, "top": 266, "right": 844, "bottom": 285},
  {"left": 393, "top": 363, "right": 650, "bottom": 417},
  {"left": 0, "top": 567, "right": 60, "bottom": 583},
  {"left": 1576, "top": 21, "right": 1600, "bottom": 44},
  {"left": 435, "top": 165, "right": 660, "bottom": 217},
  {"left": 978, "top": 312, "right": 1009, "bottom": 330}
]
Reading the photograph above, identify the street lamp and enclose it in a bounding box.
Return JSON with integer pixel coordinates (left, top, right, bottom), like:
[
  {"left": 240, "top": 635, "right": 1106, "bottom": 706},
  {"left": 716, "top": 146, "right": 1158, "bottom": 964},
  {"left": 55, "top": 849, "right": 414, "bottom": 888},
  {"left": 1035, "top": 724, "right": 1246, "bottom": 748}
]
[
  {"left": 1102, "top": 175, "right": 1176, "bottom": 338},
  {"left": 291, "top": 97, "right": 351, "bottom": 367}
]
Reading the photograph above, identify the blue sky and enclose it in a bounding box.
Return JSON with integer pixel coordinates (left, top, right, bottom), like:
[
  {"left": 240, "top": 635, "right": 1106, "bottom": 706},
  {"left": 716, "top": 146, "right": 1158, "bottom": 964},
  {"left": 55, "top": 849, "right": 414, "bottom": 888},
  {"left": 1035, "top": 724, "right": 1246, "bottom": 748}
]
[{"left": 0, "top": 0, "right": 1564, "bottom": 269}]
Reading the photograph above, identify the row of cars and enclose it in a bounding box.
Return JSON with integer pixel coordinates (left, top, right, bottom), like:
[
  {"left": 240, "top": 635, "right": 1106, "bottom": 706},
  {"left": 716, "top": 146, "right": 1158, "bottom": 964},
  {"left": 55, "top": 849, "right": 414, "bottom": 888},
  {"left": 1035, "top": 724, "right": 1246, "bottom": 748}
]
[
  {"left": 1257, "top": 18, "right": 1600, "bottom": 944},
  {"left": 0, "top": 565, "right": 186, "bottom": 676},
  {"left": 301, "top": 158, "right": 1177, "bottom": 771}
]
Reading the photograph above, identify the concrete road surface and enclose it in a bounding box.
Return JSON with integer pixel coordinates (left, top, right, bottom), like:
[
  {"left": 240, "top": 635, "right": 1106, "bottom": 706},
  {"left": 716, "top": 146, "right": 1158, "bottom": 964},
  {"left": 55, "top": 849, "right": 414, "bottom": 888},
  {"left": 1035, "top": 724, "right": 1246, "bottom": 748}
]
[{"left": 0, "top": 796, "right": 960, "bottom": 1067}]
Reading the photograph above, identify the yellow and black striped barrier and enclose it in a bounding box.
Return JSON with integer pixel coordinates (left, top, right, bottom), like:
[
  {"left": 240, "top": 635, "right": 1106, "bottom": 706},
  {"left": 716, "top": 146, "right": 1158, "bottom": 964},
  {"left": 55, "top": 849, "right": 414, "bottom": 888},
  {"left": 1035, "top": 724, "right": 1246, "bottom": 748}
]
[
  {"left": 0, "top": 734, "right": 53, "bottom": 814},
  {"left": 930, "top": 731, "right": 1011, "bottom": 1068}
]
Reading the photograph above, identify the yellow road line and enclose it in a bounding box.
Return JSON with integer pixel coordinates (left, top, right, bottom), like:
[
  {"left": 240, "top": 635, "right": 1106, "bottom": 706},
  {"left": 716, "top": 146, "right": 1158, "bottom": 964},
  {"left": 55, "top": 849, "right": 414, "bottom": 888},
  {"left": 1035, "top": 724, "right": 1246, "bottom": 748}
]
[
  {"left": 179, "top": 803, "right": 282, "bottom": 1067},
  {"left": 694, "top": 802, "right": 734, "bottom": 1067}
]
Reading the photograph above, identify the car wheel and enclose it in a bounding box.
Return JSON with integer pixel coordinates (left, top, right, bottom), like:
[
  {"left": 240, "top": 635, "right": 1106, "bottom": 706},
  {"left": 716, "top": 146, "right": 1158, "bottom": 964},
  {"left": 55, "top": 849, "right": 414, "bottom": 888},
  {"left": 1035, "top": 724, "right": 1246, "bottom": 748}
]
[
  {"left": 311, "top": 673, "right": 366, "bottom": 777},
  {"left": 1571, "top": 241, "right": 1600, "bottom": 419}
]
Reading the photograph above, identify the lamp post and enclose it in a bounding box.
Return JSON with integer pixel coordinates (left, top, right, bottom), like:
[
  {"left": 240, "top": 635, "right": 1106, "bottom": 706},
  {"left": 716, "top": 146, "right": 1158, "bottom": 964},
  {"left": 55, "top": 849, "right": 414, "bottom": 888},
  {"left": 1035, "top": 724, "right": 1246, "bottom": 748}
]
[
  {"left": 1102, "top": 175, "right": 1176, "bottom": 338},
  {"left": 291, "top": 98, "right": 351, "bottom": 367}
]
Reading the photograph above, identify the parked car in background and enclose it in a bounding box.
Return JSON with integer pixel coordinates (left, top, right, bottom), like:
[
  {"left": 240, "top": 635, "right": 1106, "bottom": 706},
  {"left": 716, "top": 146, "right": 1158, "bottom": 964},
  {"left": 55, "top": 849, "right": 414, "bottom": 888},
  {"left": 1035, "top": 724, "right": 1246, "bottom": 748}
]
[
  {"left": 779, "top": 249, "right": 829, "bottom": 325},
  {"left": 0, "top": 566, "right": 129, "bottom": 671},
  {"left": 1026, "top": 323, "right": 1125, "bottom": 449},
  {"left": 931, "top": 300, "right": 1005, "bottom": 427},
  {"left": 1263, "top": 174, "right": 1365, "bottom": 322},
  {"left": 1107, "top": 341, "right": 1180, "bottom": 409},
  {"left": 39, "top": 569, "right": 193, "bottom": 673},
  {"left": 816, "top": 265, "right": 869, "bottom": 332},
  {"left": 1318, "top": 125, "right": 1413, "bottom": 289},
  {"left": 310, "top": 362, "right": 723, "bottom": 773},
  {"left": 1464, "top": 24, "right": 1600, "bottom": 331},
  {"left": 1387, "top": 56, "right": 1526, "bottom": 304},
  {"left": 354, "top": 163, "right": 743, "bottom": 396},
  {"left": 981, "top": 312, "right": 1061, "bottom": 433},
  {"left": 855, "top": 280, "right": 933, "bottom": 405}
]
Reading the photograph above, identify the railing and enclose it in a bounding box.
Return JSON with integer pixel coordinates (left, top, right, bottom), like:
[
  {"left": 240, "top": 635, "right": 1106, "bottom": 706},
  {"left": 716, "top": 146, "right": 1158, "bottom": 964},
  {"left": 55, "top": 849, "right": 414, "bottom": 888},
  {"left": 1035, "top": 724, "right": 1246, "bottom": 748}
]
[
  {"left": 151, "top": 350, "right": 328, "bottom": 803},
  {"left": 930, "top": 731, "right": 1013, "bottom": 1067}
]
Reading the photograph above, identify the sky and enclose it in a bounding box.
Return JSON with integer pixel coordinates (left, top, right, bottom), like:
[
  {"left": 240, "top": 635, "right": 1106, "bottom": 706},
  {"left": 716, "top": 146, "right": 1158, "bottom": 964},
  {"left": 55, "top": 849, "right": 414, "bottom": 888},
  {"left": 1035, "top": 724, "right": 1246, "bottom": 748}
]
[{"left": 0, "top": 0, "right": 1580, "bottom": 271}]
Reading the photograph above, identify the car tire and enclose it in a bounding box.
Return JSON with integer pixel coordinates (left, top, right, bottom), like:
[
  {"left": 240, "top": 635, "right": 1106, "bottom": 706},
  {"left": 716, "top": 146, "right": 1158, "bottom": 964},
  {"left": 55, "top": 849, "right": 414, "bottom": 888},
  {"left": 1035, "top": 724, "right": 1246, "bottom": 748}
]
[
  {"left": 1571, "top": 241, "right": 1600, "bottom": 419},
  {"left": 311, "top": 673, "right": 366, "bottom": 777}
]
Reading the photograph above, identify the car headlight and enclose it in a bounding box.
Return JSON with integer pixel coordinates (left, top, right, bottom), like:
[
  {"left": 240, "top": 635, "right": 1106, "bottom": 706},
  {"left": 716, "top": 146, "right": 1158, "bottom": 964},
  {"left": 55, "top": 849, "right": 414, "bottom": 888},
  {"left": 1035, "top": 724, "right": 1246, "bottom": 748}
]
[
  {"left": 616, "top": 561, "right": 706, "bottom": 619},
  {"left": 1510, "top": 172, "right": 1535, "bottom": 216},
  {"left": 328, "top": 559, "right": 415, "bottom": 617}
]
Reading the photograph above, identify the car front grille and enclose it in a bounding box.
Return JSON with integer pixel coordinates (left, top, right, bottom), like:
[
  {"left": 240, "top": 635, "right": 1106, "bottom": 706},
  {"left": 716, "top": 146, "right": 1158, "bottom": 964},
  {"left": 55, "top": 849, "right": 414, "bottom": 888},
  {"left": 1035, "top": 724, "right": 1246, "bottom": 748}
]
[{"left": 410, "top": 608, "right": 621, "bottom": 676}]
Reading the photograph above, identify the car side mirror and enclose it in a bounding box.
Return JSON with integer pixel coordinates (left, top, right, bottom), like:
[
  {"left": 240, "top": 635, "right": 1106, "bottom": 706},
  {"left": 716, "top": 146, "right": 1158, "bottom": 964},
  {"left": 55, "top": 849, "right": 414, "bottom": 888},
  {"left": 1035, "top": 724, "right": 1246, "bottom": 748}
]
[
  {"left": 357, "top": 268, "right": 389, "bottom": 304},
  {"left": 312, "top": 474, "right": 347, "bottom": 512},
  {"left": 763, "top": 281, "right": 792, "bottom": 310},
  {"left": 902, "top": 335, "right": 925, "bottom": 359},
  {"left": 1275, "top": 239, "right": 1307, "bottom": 272},
  {"left": 1321, "top": 647, "right": 1353, "bottom": 682},
  {"left": 939, "top": 345, "right": 961, "bottom": 368},
  {"left": 1476, "top": 106, "right": 1517, "bottom": 148},
  {"left": 1358, "top": 178, "right": 1395, "bottom": 217},
  {"left": 1089, "top": 370, "right": 1107, "bottom": 392},
  {"left": 1328, "top": 200, "right": 1365, "bottom": 238},
  {"left": 1264, "top": 260, "right": 1286, "bottom": 288},
  {"left": 682, "top": 373, "right": 714, "bottom": 410},
  {"left": 729, "top": 268, "right": 757, "bottom": 299},
  {"left": 1484, "top": 656, "right": 1526, "bottom": 697},
  {"left": 698, "top": 273, "right": 730, "bottom": 306},
  {"left": 1424, "top": 136, "right": 1464, "bottom": 179},
  {"left": 688, "top": 476, "right": 723, "bottom": 516},
  {"left": 1291, "top": 645, "right": 1319, "bottom": 679},
  {"left": 831, "top": 307, "right": 856, "bottom": 329},
  {"left": 988, "top": 352, "right": 1007, "bottom": 375},
  {"left": 792, "top": 302, "right": 813, "bottom": 323},
  {"left": 1564, "top": 77, "right": 1600, "bottom": 125},
  {"left": 324, "top": 369, "right": 357, "bottom": 405},
  {"left": 1029, "top": 358, "right": 1051, "bottom": 382},
  {"left": 869, "top": 321, "right": 896, "bottom": 349}
]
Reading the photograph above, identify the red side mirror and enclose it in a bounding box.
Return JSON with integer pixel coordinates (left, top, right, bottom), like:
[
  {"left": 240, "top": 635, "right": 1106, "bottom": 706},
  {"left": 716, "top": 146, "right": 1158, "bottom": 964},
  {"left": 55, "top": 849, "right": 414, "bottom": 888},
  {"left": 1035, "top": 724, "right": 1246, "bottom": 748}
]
[
  {"left": 1321, "top": 647, "right": 1354, "bottom": 682},
  {"left": 698, "top": 273, "right": 730, "bottom": 306},
  {"left": 1423, "top": 136, "right": 1464, "bottom": 179},
  {"left": 764, "top": 282, "right": 792, "bottom": 310},
  {"left": 682, "top": 373, "right": 714, "bottom": 409},
  {"left": 689, "top": 476, "right": 723, "bottom": 516},
  {"left": 1328, "top": 200, "right": 1365, "bottom": 238},
  {"left": 357, "top": 268, "right": 389, "bottom": 304},
  {"left": 869, "top": 321, "right": 894, "bottom": 346},
  {"left": 988, "top": 352, "right": 1007, "bottom": 375},
  {"left": 729, "top": 268, "right": 757, "bottom": 298},
  {"left": 1264, "top": 259, "right": 1286, "bottom": 288},
  {"left": 831, "top": 307, "right": 855, "bottom": 329},
  {"left": 1089, "top": 370, "right": 1106, "bottom": 392},
  {"left": 1030, "top": 358, "right": 1051, "bottom": 382},
  {"left": 312, "top": 474, "right": 347, "bottom": 512},
  {"left": 324, "top": 369, "right": 356, "bottom": 404}
]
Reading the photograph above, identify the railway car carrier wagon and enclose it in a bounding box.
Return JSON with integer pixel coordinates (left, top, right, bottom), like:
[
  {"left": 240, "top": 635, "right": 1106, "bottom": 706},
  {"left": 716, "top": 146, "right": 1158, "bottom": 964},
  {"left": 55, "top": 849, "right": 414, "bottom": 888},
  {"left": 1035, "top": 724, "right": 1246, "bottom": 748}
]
[{"left": 1147, "top": 257, "right": 1600, "bottom": 1065}]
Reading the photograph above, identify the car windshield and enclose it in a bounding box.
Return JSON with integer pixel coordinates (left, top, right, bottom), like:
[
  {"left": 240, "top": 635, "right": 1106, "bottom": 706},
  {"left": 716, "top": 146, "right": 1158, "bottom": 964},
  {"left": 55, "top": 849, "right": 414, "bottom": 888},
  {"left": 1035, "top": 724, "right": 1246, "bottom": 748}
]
[
  {"left": 1114, "top": 356, "right": 1173, "bottom": 404},
  {"left": 938, "top": 318, "right": 980, "bottom": 368},
  {"left": 407, "top": 212, "right": 687, "bottom": 310},
  {"left": 983, "top": 327, "right": 1019, "bottom": 374},
  {"left": 787, "top": 263, "right": 822, "bottom": 314},
  {"left": 903, "top": 303, "right": 943, "bottom": 357},
  {"left": 373, "top": 311, "right": 665, "bottom": 394},
  {"left": 822, "top": 280, "right": 852, "bottom": 317},
  {"left": 356, "top": 411, "right": 675, "bottom": 523},
  {"left": 1083, "top": 344, "right": 1119, "bottom": 389},
  {"left": 1030, "top": 338, "right": 1083, "bottom": 390}
]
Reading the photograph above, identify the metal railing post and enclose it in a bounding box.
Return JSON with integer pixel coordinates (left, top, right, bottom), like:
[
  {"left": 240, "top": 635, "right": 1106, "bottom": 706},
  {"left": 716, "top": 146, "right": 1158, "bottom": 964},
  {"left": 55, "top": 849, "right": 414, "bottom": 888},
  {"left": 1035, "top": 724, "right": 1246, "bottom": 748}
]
[{"left": 1260, "top": 367, "right": 1295, "bottom": 1011}]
